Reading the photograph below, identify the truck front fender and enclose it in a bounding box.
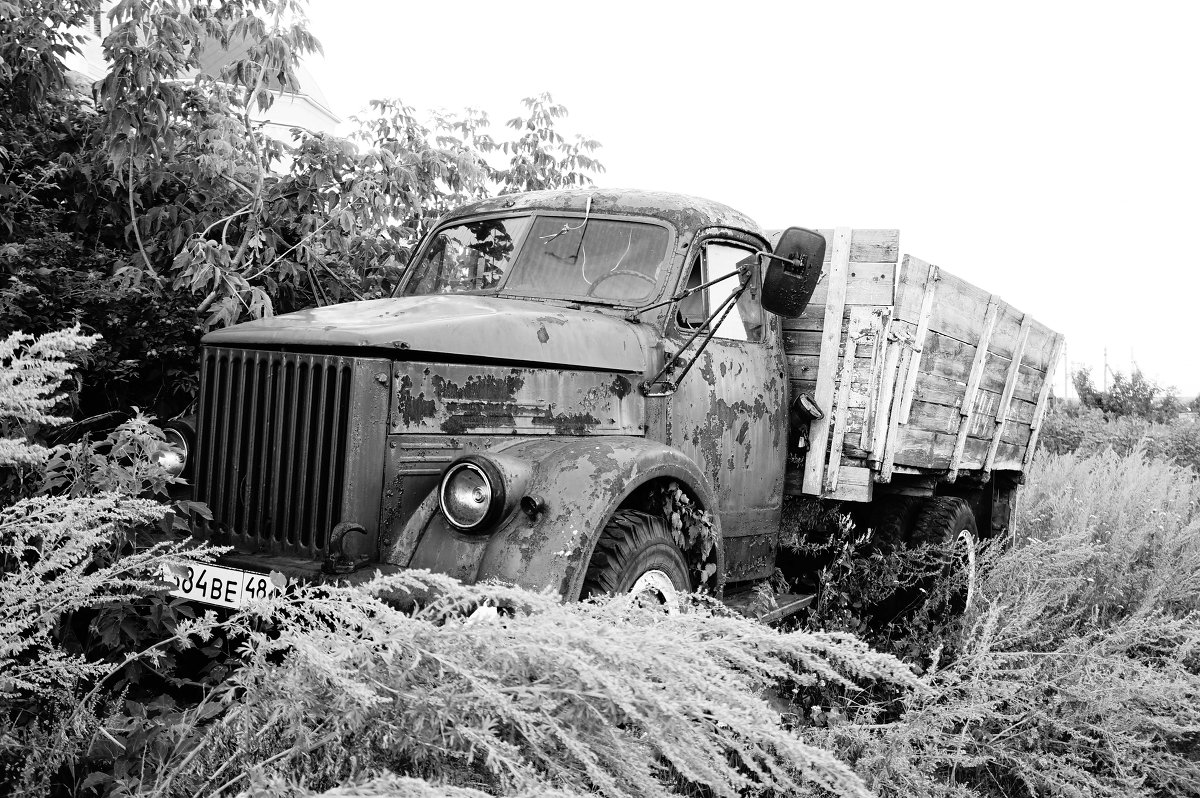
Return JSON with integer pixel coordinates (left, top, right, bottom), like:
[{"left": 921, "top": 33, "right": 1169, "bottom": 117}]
[{"left": 403, "top": 436, "right": 722, "bottom": 600}]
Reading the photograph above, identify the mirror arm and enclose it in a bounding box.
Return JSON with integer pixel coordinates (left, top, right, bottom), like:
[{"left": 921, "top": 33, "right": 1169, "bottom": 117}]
[
  {"left": 642, "top": 277, "right": 751, "bottom": 398},
  {"left": 626, "top": 267, "right": 746, "bottom": 321}
]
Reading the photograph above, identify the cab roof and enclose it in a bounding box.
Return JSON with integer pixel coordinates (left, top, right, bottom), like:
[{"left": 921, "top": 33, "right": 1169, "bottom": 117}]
[{"left": 440, "top": 188, "right": 764, "bottom": 240}]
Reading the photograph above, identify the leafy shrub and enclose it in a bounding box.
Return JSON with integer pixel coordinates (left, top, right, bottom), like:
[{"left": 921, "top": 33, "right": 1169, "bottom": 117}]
[
  {"left": 1039, "top": 406, "right": 1200, "bottom": 474},
  {"left": 778, "top": 498, "right": 974, "bottom": 665},
  {"left": 0, "top": 242, "right": 202, "bottom": 417},
  {"left": 0, "top": 327, "right": 219, "bottom": 794}
]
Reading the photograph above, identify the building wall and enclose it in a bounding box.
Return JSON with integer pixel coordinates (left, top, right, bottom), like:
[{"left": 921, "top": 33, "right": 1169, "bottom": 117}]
[{"left": 63, "top": 4, "right": 340, "bottom": 140}]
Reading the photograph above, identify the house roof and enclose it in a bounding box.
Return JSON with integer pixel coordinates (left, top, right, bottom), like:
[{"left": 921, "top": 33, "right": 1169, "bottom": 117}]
[{"left": 191, "top": 34, "right": 340, "bottom": 123}]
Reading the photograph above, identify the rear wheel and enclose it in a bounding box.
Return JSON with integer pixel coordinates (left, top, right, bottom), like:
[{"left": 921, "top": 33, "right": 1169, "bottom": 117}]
[
  {"left": 581, "top": 510, "right": 692, "bottom": 611},
  {"left": 866, "top": 496, "right": 923, "bottom": 553},
  {"left": 910, "top": 496, "right": 979, "bottom": 612}
]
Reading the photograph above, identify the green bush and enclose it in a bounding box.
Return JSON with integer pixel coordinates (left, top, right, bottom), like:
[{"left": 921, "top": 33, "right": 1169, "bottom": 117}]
[
  {"left": 0, "top": 328, "right": 221, "bottom": 794},
  {"left": 1039, "top": 406, "right": 1200, "bottom": 473},
  {"left": 0, "top": 242, "right": 202, "bottom": 417}
]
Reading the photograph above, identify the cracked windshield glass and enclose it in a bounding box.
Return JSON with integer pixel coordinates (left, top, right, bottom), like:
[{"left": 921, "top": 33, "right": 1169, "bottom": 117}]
[{"left": 404, "top": 215, "right": 668, "bottom": 303}]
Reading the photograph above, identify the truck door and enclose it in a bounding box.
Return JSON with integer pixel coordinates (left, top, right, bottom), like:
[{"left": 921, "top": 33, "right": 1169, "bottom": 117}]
[{"left": 664, "top": 238, "right": 788, "bottom": 584}]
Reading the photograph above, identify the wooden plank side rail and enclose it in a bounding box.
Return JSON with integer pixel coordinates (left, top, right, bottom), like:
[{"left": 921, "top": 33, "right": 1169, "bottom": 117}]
[
  {"left": 1023, "top": 333, "right": 1066, "bottom": 469},
  {"left": 984, "top": 315, "right": 1032, "bottom": 473},
  {"left": 869, "top": 321, "right": 902, "bottom": 464},
  {"left": 880, "top": 340, "right": 914, "bottom": 483},
  {"left": 825, "top": 333, "right": 858, "bottom": 493},
  {"left": 826, "top": 307, "right": 876, "bottom": 492},
  {"left": 898, "top": 259, "right": 940, "bottom": 424},
  {"left": 777, "top": 225, "right": 1060, "bottom": 488},
  {"left": 948, "top": 296, "right": 1001, "bottom": 480},
  {"left": 802, "top": 227, "right": 852, "bottom": 496},
  {"left": 859, "top": 308, "right": 889, "bottom": 449}
]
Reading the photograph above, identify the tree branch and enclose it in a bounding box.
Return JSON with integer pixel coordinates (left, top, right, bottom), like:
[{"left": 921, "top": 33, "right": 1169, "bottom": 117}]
[{"left": 127, "top": 160, "right": 156, "bottom": 277}]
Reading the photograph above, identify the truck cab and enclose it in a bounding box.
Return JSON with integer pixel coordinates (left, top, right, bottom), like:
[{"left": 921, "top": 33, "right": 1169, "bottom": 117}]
[{"left": 187, "top": 189, "right": 806, "bottom": 604}]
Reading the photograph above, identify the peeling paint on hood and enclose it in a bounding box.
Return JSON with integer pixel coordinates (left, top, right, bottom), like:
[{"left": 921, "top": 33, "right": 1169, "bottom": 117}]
[{"left": 202, "top": 294, "right": 648, "bottom": 372}]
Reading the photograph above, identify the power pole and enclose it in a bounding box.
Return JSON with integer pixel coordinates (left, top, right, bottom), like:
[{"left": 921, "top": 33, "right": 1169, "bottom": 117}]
[
  {"left": 1103, "top": 347, "right": 1108, "bottom": 392},
  {"left": 1063, "top": 342, "right": 1069, "bottom": 398}
]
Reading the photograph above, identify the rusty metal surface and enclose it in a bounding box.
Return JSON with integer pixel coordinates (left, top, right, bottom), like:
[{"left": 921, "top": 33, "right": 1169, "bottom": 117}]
[
  {"left": 441, "top": 189, "right": 763, "bottom": 243},
  {"left": 402, "top": 436, "right": 723, "bottom": 598},
  {"left": 643, "top": 231, "right": 790, "bottom": 584},
  {"left": 391, "top": 362, "right": 641, "bottom": 436},
  {"left": 202, "top": 294, "right": 648, "bottom": 373},
  {"left": 337, "top": 359, "right": 392, "bottom": 562},
  {"left": 378, "top": 433, "right": 512, "bottom": 567},
  {"left": 195, "top": 190, "right": 805, "bottom": 596}
]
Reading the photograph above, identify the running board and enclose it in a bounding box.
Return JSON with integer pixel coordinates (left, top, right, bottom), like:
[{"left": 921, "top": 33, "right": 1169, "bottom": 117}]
[{"left": 723, "top": 592, "right": 816, "bottom": 624}]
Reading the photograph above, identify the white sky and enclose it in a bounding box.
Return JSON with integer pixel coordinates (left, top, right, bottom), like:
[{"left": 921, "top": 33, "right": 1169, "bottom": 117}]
[{"left": 302, "top": 0, "right": 1200, "bottom": 398}]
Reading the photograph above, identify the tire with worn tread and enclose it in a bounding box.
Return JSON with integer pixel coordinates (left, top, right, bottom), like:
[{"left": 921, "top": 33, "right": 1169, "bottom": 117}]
[
  {"left": 910, "top": 496, "right": 978, "bottom": 611},
  {"left": 867, "top": 496, "right": 923, "bottom": 552},
  {"left": 910, "top": 497, "right": 977, "bottom": 546},
  {"left": 581, "top": 510, "right": 692, "bottom": 602}
]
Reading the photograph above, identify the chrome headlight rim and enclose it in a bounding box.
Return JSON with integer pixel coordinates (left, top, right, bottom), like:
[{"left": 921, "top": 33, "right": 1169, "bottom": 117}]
[
  {"left": 156, "top": 426, "right": 190, "bottom": 478},
  {"left": 439, "top": 456, "right": 507, "bottom": 533}
]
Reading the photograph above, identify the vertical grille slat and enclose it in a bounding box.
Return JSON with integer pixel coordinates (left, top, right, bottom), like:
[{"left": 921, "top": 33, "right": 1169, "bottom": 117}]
[
  {"left": 229, "top": 355, "right": 250, "bottom": 531},
  {"left": 219, "top": 357, "right": 244, "bottom": 529},
  {"left": 195, "top": 347, "right": 355, "bottom": 558},
  {"left": 210, "top": 354, "right": 232, "bottom": 519},
  {"left": 266, "top": 358, "right": 291, "bottom": 545},
  {"left": 294, "top": 356, "right": 316, "bottom": 548},
  {"left": 280, "top": 360, "right": 306, "bottom": 543},
  {"left": 320, "top": 364, "right": 351, "bottom": 551},
  {"left": 197, "top": 352, "right": 218, "bottom": 510}
]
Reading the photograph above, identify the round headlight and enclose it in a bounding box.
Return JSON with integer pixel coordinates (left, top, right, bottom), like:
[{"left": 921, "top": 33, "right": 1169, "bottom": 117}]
[
  {"left": 156, "top": 427, "right": 189, "bottom": 478},
  {"left": 440, "top": 462, "right": 496, "bottom": 531}
]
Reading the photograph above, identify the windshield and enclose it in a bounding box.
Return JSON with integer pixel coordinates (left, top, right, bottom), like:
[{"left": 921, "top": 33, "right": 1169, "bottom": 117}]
[{"left": 403, "top": 214, "right": 669, "bottom": 304}]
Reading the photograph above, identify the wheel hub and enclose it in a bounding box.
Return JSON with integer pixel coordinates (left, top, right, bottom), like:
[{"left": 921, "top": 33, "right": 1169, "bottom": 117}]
[
  {"left": 629, "top": 569, "right": 679, "bottom": 613},
  {"left": 955, "top": 528, "right": 977, "bottom": 611}
]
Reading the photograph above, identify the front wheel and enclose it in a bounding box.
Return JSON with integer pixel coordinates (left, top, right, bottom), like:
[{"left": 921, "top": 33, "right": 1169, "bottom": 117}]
[{"left": 581, "top": 510, "right": 692, "bottom": 611}]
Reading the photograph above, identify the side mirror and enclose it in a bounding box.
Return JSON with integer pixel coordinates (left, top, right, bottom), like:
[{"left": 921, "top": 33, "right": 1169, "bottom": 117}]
[{"left": 760, "top": 227, "right": 826, "bottom": 318}]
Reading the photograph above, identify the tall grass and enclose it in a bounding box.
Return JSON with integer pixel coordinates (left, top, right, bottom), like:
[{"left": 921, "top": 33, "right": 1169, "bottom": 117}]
[
  {"left": 818, "top": 450, "right": 1200, "bottom": 798},
  {"left": 75, "top": 572, "right": 918, "bottom": 798}
]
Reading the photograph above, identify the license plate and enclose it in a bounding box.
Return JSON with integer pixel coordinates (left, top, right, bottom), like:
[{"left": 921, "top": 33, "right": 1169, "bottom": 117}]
[{"left": 161, "top": 562, "right": 282, "bottom": 609}]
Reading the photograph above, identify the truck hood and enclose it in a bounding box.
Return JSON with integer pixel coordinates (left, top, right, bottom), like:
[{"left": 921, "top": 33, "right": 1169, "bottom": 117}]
[{"left": 201, "top": 294, "right": 648, "bottom": 372}]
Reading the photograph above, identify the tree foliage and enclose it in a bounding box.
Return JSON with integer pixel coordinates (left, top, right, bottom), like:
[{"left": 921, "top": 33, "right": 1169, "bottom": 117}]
[
  {"left": 0, "top": 0, "right": 604, "bottom": 416},
  {"left": 1072, "top": 366, "right": 1183, "bottom": 423}
]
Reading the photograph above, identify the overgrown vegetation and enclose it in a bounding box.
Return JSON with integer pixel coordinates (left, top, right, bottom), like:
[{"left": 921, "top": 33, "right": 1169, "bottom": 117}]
[
  {"left": 1038, "top": 404, "right": 1200, "bottom": 473},
  {"left": 2, "top": 330, "right": 923, "bottom": 798},
  {"left": 0, "top": 0, "right": 603, "bottom": 417},
  {"left": 3, "top": 3, "right": 1198, "bottom": 797}
]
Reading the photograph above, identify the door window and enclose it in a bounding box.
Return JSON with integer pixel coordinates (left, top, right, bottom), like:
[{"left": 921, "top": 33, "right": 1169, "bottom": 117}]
[{"left": 675, "top": 242, "right": 763, "bottom": 342}]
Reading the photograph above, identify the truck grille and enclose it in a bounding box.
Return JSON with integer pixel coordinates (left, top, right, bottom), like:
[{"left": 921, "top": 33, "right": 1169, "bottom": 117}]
[{"left": 195, "top": 348, "right": 354, "bottom": 557}]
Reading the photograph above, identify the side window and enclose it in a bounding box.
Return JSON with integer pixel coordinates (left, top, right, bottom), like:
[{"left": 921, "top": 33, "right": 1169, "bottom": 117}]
[{"left": 675, "top": 242, "right": 763, "bottom": 342}]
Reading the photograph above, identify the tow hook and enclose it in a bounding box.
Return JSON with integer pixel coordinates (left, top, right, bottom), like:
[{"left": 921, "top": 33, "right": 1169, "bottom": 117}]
[{"left": 322, "top": 521, "right": 371, "bottom": 575}]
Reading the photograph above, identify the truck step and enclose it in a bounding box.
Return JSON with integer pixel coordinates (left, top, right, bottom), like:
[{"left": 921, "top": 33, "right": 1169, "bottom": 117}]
[{"left": 722, "top": 592, "right": 816, "bottom": 624}]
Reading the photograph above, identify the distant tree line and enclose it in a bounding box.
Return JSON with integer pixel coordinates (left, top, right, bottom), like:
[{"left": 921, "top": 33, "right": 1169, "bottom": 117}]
[{"left": 1071, "top": 367, "right": 1195, "bottom": 423}]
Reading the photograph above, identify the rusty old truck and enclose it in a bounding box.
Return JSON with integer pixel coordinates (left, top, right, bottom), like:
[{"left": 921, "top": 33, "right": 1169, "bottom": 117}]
[{"left": 161, "top": 189, "right": 1062, "bottom": 616}]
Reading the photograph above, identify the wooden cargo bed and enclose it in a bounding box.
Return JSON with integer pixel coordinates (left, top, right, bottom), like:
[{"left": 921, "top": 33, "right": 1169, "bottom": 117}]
[{"left": 768, "top": 228, "right": 1063, "bottom": 503}]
